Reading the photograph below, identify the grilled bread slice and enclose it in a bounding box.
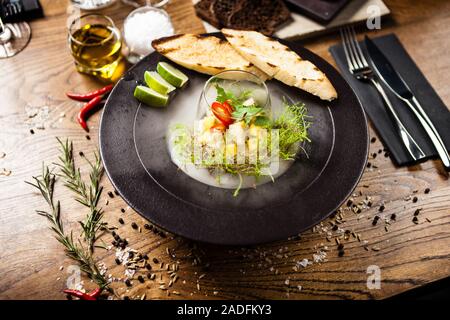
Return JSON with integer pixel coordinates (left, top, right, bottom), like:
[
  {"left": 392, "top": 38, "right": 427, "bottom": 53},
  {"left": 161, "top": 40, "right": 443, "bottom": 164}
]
[
  {"left": 222, "top": 28, "right": 337, "bottom": 101},
  {"left": 152, "top": 34, "right": 269, "bottom": 80}
]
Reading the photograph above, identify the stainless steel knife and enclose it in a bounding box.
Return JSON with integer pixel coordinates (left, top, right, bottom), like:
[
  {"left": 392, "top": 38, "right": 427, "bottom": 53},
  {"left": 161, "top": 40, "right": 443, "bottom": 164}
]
[{"left": 364, "top": 36, "right": 450, "bottom": 172}]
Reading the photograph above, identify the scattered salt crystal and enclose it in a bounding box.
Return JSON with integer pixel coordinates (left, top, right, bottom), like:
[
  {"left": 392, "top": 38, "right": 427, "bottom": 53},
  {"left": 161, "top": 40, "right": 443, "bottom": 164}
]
[
  {"left": 125, "top": 268, "right": 135, "bottom": 279},
  {"left": 124, "top": 9, "right": 174, "bottom": 57},
  {"left": 313, "top": 250, "right": 327, "bottom": 263},
  {"left": 98, "top": 262, "right": 108, "bottom": 276},
  {"left": 25, "top": 104, "right": 50, "bottom": 130},
  {"left": 297, "top": 258, "right": 310, "bottom": 268}
]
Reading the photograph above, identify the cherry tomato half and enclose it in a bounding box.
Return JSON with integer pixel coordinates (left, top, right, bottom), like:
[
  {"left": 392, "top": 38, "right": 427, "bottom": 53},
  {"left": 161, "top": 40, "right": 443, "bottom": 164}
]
[{"left": 211, "top": 122, "right": 226, "bottom": 132}]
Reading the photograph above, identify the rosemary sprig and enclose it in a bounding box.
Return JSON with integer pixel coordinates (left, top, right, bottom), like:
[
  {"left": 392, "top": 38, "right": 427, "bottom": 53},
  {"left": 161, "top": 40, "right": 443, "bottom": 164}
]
[
  {"left": 55, "top": 138, "right": 105, "bottom": 252},
  {"left": 26, "top": 165, "right": 109, "bottom": 289}
]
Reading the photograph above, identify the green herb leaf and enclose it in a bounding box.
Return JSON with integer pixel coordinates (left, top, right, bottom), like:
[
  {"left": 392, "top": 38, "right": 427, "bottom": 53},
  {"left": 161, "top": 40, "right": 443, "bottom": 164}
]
[
  {"left": 253, "top": 116, "right": 271, "bottom": 127},
  {"left": 26, "top": 153, "right": 110, "bottom": 290},
  {"left": 232, "top": 106, "right": 264, "bottom": 124},
  {"left": 215, "top": 84, "right": 236, "bottom": 103}
]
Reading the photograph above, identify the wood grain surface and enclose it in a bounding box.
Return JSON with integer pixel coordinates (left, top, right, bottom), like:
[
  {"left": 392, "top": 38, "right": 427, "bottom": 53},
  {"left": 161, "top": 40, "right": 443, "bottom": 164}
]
[{"left": 0, "top": 0, "right": 449, "bottom": 300}]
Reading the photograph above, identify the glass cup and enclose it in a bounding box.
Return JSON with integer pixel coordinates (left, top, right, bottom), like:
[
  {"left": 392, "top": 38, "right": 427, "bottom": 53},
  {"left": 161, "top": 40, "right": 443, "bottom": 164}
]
[
  {"left": 70, "top": 0, "right": 118, "bottom": 11},
  {"left": 197, "top": 70, "right": 271, "bottom": 119},
  {"left": 68, "top": 14, "right": 122, "bottom": 81},
  {"left": 123, "top": 5, "right": 174, "bottom": 63}
]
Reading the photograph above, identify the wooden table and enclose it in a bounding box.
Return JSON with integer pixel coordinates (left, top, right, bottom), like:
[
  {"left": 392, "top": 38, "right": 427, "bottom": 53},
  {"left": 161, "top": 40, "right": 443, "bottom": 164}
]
[{"left": 0, "top": 0, "right": 449, "bottom": 300}]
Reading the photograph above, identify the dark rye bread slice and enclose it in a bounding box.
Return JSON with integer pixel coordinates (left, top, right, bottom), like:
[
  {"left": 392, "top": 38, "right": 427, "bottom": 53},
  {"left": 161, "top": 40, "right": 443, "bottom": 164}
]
[
  {"left": 194, "top": 0, "right": 221, "bottom": 29},
  {"left": 227, "top": 0, "right": 291, "bottom": 35},
  {"left": 195, "top": 0, "right": 291, "bottom": 35},
  {"left": 213, "top": 0, "right": 243, "bottom": 25}
]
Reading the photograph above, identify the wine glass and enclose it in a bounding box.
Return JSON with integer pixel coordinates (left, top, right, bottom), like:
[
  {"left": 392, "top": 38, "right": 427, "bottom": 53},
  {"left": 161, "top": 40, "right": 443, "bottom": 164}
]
[{"left": 0, "top": 16, "right": 31, "bottom": 59}]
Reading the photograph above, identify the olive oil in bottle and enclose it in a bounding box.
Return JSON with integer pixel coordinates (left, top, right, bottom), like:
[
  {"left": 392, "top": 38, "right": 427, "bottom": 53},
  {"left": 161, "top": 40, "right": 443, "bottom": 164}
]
[{"left": 69, "top": 17, "right": 122, "bottom": 80}]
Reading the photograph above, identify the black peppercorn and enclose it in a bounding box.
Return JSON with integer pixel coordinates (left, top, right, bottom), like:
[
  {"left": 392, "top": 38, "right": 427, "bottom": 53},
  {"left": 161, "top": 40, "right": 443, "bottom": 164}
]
[{"left": 372, "top": 216, "right": 380, "bottom": 226}]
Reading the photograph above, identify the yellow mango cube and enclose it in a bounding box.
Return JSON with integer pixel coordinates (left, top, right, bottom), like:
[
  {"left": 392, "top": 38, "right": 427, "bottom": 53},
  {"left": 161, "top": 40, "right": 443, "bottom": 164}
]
[
  {"left": 249, "top": 124, "right": 261, "bottom": 137},
  {"left": 202, "top": 116, "right": 216, "bottom": 132},
  {"left": 225, "top": 143, "right": 237, "bottom": 157},
  {"left": 247, "top": 138, "right": 259, "bottom": 160}
]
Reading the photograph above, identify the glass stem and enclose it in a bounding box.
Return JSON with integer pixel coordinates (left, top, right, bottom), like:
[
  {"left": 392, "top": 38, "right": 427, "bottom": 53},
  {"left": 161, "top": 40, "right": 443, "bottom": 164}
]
[{"left": 0, "top": 17, "right": 5, "bottom": 35}]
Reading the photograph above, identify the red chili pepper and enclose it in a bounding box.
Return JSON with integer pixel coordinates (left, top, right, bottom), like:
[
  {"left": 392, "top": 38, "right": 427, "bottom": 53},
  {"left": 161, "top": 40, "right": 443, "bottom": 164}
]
[
  {"left": 64, "top": 287, "right": 102, "bottom": 300},
  {"left": 66, "top": 84, "right": 113, "bottom": 102},
  {"left": 222, "top": 100, "right": 234, "bottom": 113},
  {"left": 211, "top": 101, "right": 233, "bottom": 127},
  {"left": 77, "top": 95, "right": 103, "bottom": 132}
]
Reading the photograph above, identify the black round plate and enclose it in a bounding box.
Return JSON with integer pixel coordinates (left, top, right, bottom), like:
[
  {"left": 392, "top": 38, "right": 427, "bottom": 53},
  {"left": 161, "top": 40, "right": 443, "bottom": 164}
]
[{"left": 99, "top": 34, "right": 368, "bottom": 245}]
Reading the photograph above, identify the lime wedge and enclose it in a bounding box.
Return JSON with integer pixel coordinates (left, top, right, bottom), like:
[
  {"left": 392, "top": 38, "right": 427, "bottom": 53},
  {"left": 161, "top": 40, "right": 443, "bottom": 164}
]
[
  {"left": 157, "top": 62, "right": 189, "bottom": 88},
  {"left": 144, "top": 71, "right": 176, "bottom": 95},
  {"left": 134, "top": 85, "right": 169, "bottom": 107}
]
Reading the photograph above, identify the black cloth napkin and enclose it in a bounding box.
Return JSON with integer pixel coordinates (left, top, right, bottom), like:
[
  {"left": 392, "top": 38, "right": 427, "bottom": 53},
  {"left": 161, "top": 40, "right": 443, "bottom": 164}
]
[{"left": 330, "top": 33, "right": 450, "bottom": 166}]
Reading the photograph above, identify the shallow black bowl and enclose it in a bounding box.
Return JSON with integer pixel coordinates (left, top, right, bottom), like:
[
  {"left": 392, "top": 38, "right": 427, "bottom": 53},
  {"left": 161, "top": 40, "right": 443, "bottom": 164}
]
[{"left": 99, "top": 34, "right": 368, "bottom": 245}]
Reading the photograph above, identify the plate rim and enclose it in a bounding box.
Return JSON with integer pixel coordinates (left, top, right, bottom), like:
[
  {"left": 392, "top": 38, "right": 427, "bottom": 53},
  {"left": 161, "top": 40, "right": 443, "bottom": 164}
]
[{"left": 99, "top": 33, "right": 369, "bottom": 245}]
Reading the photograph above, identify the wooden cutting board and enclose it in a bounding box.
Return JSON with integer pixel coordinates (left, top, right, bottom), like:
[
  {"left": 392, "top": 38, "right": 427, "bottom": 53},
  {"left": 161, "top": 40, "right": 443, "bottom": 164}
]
[{"left": 192, "top": 0, "right": 390, "bottom": 40}]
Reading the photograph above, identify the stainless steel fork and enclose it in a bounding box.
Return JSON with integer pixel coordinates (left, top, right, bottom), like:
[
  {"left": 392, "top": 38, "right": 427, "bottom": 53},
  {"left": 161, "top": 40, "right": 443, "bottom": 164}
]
[{"left": 340, "top": 26, "right": 425, "bottom": 161}]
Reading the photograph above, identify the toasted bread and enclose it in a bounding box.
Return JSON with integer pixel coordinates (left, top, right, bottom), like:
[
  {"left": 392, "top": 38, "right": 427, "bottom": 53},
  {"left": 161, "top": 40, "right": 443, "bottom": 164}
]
[
  {"left": 152, "top": 34, "right": 269, "bottom": 80},
  {"left": 222, "top": 29, "right": 337, "bottom": 101}
]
